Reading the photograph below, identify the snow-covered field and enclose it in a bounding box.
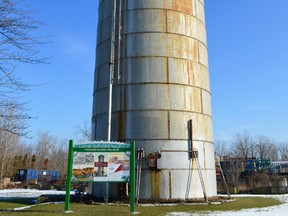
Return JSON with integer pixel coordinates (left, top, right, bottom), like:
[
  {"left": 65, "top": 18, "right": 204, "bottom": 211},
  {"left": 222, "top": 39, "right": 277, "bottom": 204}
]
[{"left": 0, "top": 190, "right": 287, "bottom": 215}]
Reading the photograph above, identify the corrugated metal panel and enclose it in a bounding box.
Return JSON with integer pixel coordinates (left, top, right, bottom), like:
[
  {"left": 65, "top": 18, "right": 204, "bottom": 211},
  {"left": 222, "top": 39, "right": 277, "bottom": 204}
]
[
  {"left": 167, "top": 59, "right": 210, "bottom": 91},
  {"left": 167, "top": 11, "right": 199, "bottom": 39},
  {"left": 126, "top": 33, "right": 199, "bottom": 60},
  {"left": 125, "top": 10, "right": 167, "bottom": 33},
  {"left": 121, "top": 58, "right": 168, "bottom": 84},
  {"left": 127, "top": 0, "right": 197, "bottom": 16}
]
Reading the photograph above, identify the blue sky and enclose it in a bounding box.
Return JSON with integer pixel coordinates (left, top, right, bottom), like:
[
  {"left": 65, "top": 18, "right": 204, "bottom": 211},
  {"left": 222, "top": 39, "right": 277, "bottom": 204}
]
[
  {"left": 20, "top": 0, "right": 99, "bottom": 143},
  {"left": 18, "top": 0, "right": 288, "bottom": 144},
  {"left": 206, "top": 1, "right": 288, "bottom": 142}
]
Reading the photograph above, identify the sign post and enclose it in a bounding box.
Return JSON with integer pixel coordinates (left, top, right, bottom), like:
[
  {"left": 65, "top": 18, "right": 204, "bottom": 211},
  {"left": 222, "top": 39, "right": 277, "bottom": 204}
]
[
  {"left": 65, "top": 140, "right": 74, "bottom": 212},
  {"left": 64, "top": 140, "right": 137, "bottom": 214},
  {"left": 129, "top": 141, "right": 136, "bottom": 214}
]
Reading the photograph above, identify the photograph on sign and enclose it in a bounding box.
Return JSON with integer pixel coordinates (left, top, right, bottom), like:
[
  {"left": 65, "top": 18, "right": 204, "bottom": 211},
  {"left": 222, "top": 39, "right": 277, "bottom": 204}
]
[
  {"left": 72, "top": 152, "right": 94, "bottom": 181},
  {"left": 108, "top": 152, "right": 130, "bottom": 182},
  {"left": 94, "top": 153, "right": 108, "bottom": 181}
]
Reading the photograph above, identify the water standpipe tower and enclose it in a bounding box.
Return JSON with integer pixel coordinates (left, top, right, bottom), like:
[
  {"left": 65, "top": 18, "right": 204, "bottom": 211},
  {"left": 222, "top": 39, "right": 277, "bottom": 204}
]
[{"left": 92, "top": 0, "right": 216, "bottom": 200}]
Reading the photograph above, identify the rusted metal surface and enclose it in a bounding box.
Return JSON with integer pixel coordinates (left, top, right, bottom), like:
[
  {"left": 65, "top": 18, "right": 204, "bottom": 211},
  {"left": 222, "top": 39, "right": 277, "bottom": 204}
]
[
  {"left": 92, "top": 0, "right": 216, "bottom": 200},
  {"left": 128, "top": 0, "right": 196, "bottom": 16},
  {"left": 150, "top": 170, "right": 161, "bottom": 199},
  {"left": 169, "top": 170, "right": 172, "bottom": 199}
]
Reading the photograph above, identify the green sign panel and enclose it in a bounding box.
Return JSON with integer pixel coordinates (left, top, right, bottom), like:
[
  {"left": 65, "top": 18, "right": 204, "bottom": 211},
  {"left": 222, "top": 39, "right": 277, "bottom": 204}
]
[{"left": 65, "top": 140, "right": 136, "bottom": 214}]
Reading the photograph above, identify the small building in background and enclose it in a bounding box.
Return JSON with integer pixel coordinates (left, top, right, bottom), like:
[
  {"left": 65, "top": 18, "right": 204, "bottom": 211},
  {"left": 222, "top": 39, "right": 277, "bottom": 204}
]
[
  {"left": 16, "top": 169, "right": 58, "bottom": 188},
  {"left": 216, "top": 157, "right": 288, "bottom": 194}
]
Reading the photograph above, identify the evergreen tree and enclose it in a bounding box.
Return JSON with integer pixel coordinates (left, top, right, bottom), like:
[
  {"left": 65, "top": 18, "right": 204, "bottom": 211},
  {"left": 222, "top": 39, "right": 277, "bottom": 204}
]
[{"left": 31, "top": 154, "right": 36, "bottom": 169}]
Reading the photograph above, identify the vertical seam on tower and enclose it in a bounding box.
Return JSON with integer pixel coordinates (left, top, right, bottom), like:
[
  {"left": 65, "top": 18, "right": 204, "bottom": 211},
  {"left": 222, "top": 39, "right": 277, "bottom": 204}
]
[
  {"left": 123, "top": 0, "right": 127, "bottom": 59},
  {"left": 165, "top": 4, "right": 170, "bottom": 141},
  {"left": 165, "top": 9, "right": 168, "bottom": 33},
  {"left": 166, "top": 4, "right": 170, "bottom": 140},
  {"left": 167, "top": 57, "right": 171, "bottom": 139},
  {"left": 125, "top": 0, "right": 128, "bottom": 12},
  {"left": 124, "top": 34, "right": 127, "bottom": 58},
  {"left": 96, "top": 69, "right": 99, "bottom": 92},
  {"left": 169, "top": 170, "right": 172, "bottom": 199},
  {"left": 168, "top": 111, "right": 171, "bottom": 140},
  {"left": 203, "top": 142, "right": 206, "bottom": 169},
  {"left": 165, "top": 3, "right": 170, "bottom": 142},
  {"left": 194, "top": 0, "right": 198, "bottom": 17},
  {"left": 200, "top": 89, "right": 203, "bottom": 114},
  {"left": 166, "top": 57, "right": 169, "bottom": 83}
]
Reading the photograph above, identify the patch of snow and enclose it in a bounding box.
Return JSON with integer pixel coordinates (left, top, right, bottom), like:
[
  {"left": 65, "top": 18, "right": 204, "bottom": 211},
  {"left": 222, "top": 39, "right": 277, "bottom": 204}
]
[
  {"left": 168, "top": 213, "right": 191, "bottom": 216},
  {"left": 13, "top": 201, "right": 65, "bottom": 211},
  {"left": 0, "top": 189, "right": 74, "bottom": 200}
]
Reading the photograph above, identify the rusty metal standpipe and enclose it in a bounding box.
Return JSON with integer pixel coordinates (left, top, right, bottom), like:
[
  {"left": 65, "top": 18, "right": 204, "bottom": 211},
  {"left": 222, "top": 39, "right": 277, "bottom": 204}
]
[{"left": 136, "top": 148, "right": 146, "bottom": 203}]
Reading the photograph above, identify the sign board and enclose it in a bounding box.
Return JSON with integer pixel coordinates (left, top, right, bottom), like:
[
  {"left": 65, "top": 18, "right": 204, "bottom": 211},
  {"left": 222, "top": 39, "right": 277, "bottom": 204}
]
[
  {"left": 65, "top": 140, "right": 136, "bottom": 214},
  {"left": 72, "top": 142, "right": 131, "bottom": 182}
]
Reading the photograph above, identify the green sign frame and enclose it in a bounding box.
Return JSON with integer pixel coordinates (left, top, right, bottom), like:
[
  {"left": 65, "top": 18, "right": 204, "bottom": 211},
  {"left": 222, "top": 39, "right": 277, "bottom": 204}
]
[{"left": 64, "top": 140, "right": 136, "bottom": 214}]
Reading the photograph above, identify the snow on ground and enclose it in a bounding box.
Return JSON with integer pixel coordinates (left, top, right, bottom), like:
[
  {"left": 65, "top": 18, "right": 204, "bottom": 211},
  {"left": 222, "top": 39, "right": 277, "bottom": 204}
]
[
  {"left": 0, "top": 189, "right": 74, "bottom": 200},
  {"left": 167, "top": 194, "right": 288, "bottom": 216}
]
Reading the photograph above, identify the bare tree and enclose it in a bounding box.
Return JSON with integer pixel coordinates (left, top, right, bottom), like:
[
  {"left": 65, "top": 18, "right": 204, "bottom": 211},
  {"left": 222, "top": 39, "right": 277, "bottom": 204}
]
[
  {"left": 0, "top": 103, "right": 22, "bottom": 188},
  {"left": 0, "top": 101, "right": 29, "bottom": 136},
  {"left": 35, "top": 131, "right": 57, "bottom": 169},
  {"left": 254, "top": 135, "right": 278, "bottom": 160},
  {"left": 74, "top": 120, "right": 92, "bottom": 142},
  {"left": 218, "top": 132, "right": 286, "bottom": 192},
  {"left": 0, "top": 0, "right": 47, "bottom": 137},
  {"left": 278, "top": 142, "right": 288, "bottom": 161},
  {"left": 215, "top": 141, "right": 230, "bottom": 159},
  {"left": 49, "top": 139, "right": 68, "bottom": 180},
  {"left": 0, "top": 0, "right": 46, "bottom": 81},
  {"left": 34, "top": 133, "right": 68, "bottom": 181},
  {"left": 0, "top": 132, "right": 18, "bottom": 188},
  {"left": 34, "top": 132, "right": 68, "bottom": 172},
  {"left": 231, "top": 131, "right": 254, "bottom": 159}
]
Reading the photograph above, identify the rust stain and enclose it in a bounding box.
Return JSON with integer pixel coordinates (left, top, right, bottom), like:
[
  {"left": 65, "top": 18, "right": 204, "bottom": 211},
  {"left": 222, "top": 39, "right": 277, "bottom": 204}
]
[
  {"left": 199, "top": 64, "right": 204, "bottom": 88},
  {"left": 187, "top": 61, "right": 191, "bottom": 85},
  {"left": 203, "top": 143, "right": 206, "bottom": 169},
  {"left": 197, "top": 88, "right": 202, "bottom": 112},
  {"left": 202, "top": 115, "right": 209, "bottom": 140},
  {"left": 192, "top": 157, "right": 197, "bottom": 169},
  {"left": 118, "top": 87, "right": 127, "bottom": 141},
  {"left": 183, "top": 87, "right": 187, "bottom": 108},
  {"left": 119, "top": 90, "right": 122, "bottom": 110},
  {"left": 171, "top": 0, "right": 193, "bottom": 15},
  {"left": 168, "top": 111, "right": 171, "bottom": 140},
  {"left": 189, "top": 89, "right": 193, "bottom": 111},
  {"left": 118, "top": 111, "right": 126, "bottom": 141},
  {"left": 189, "top": 61, "right": 195, "bottom": 86},
  {"left": 169, "top": 170, "right": 172, "bottom": 199},
  {"left": 200, "top": 89, "right": 204, "bottom": 114},
  {"left": 150, "top": 170, "right": 161, "bottom": 199},
  {"left": 193, "top": 41, "right": 199, "bottom": 62}
]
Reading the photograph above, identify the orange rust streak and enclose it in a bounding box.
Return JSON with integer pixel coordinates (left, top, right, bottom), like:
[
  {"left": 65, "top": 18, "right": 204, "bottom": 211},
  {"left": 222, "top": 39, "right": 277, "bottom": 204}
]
[{"left": 171, "top": 0, "right": 193, "bottom": 14}]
